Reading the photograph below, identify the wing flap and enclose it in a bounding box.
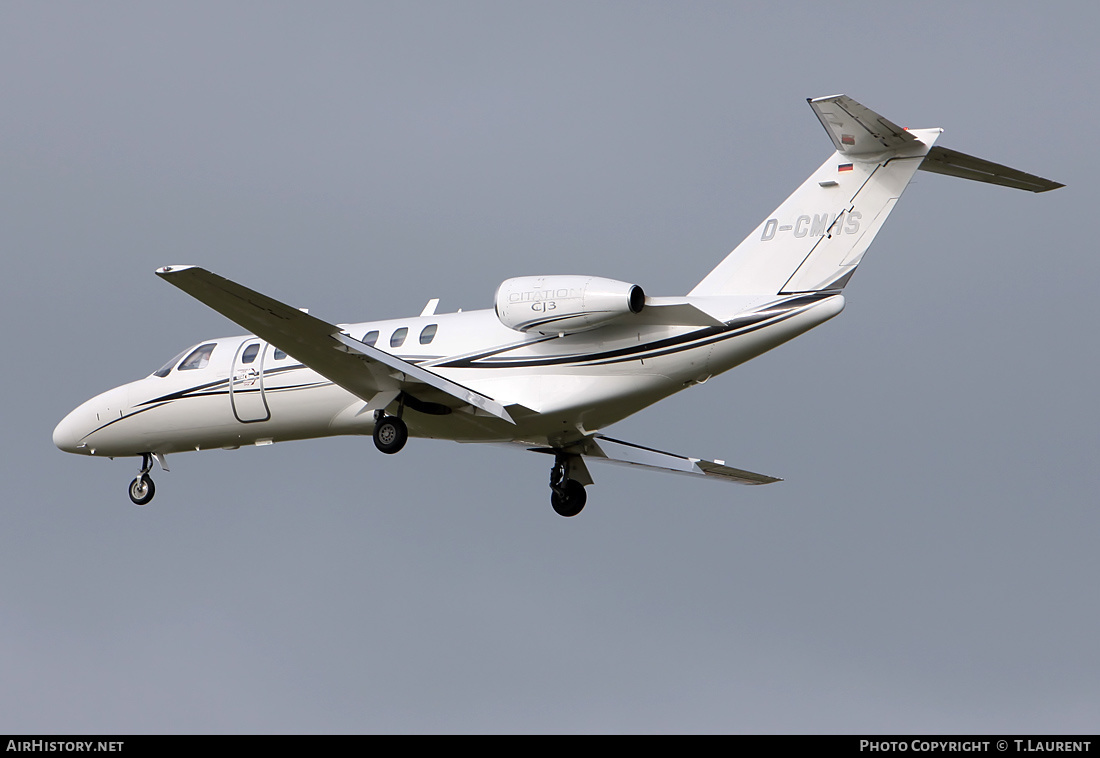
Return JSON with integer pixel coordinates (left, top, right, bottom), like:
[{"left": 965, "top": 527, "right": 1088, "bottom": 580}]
[
  {"left": 156, "top": 265, "right": 515, "bottom": 423},
  {"left": 330, "top": 332, "right": 513, "bottom": 422}
]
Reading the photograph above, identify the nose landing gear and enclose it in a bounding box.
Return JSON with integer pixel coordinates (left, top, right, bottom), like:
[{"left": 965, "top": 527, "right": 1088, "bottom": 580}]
[{"left": 128, "top": 453, "right": 156, "bottom": 506}]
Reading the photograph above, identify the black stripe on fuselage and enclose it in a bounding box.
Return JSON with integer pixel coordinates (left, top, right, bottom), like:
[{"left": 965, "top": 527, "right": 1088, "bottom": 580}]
[
  {"left": 135, "top": 364, "right": 319, "bottom": 407},
  {"left": 434, "top": 294, "right": 832, "bottom": 370},
  {"left": 81, "top": 402, "right": 170, "bottom": 440},
  {"left": 88, "top": 370, "right": 331, "bottom": 441}
]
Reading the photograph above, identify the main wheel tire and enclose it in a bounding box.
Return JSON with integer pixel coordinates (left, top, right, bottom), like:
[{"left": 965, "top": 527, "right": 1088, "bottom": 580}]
[
  {"left": 129, "top": 474, "right": 155, "bottom": 506},
  {"left": 551, "top": 479, "right": 587, "bottom": 517},
  {"left": 373, "top": 415, "right": 408, "bottom": 454}
]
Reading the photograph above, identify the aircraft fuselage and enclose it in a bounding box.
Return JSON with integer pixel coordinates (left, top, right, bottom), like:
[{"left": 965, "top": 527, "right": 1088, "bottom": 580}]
[{"left": 54, "top": 294, "right": 844, "bottom": 459}]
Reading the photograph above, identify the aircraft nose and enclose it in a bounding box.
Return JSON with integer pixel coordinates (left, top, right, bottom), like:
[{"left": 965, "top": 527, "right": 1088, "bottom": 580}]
[
  {"left": 53, "top": 407, "right": 86, "bottom": 454},
  {"left": 53, "top": 385, "right": 135, "bottom": 455}
]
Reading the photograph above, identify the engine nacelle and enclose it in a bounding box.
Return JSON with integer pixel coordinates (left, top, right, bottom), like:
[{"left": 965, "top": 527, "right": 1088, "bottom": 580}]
[{"left": 495, "top": 275, "right": 645, "bottom": 335}]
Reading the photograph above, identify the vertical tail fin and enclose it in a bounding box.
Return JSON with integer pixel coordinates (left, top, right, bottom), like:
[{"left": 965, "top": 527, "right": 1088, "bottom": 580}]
[{"left": 691, "top": 95, "right": 940, "bottom": 297}]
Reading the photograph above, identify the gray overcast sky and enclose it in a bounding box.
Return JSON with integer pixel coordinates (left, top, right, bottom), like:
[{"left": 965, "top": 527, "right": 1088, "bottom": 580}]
[{"left": 2, "top": 1, "right": 1098, "bottom": 734}]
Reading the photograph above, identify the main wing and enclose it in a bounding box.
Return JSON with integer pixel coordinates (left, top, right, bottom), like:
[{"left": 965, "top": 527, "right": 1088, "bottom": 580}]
[
  {"left": 531, "top": 434, "right": 781, "bottom": 486},
  {"left": 155, "top": 265, "right": 515, "bottom": 423}
]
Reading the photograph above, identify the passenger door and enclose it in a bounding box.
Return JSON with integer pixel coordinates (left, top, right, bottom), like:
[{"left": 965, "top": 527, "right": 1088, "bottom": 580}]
[{"left": 230, "top": 339, "right": 270, "bottom": 422}]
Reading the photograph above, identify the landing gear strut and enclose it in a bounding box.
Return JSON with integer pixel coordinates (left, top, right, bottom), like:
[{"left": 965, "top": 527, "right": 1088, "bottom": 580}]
[
  {"left": 549, "top": 454, "right": 587, "bottom": 517},
  {"left": 373, "top": 408, "right": 408, "bottom": 454},
  {"left": 129, "top": 453, "right": 155, "bottom": 506}
]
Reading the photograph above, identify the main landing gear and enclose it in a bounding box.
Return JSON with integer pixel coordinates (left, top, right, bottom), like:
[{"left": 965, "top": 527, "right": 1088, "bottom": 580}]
[
  {"left": 549, "top": 453, "right": 587, "bottom": 518},
  {"left": 128, "top": 453, "right": 156, "bottom": 506},
  {"left": 373, "top": 409, "right": 408, "bottom": 454}
]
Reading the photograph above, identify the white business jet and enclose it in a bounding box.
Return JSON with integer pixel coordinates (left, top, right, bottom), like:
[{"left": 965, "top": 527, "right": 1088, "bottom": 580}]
[{"left": 53, "top": 95, "right": 1062, "bottom": 516}]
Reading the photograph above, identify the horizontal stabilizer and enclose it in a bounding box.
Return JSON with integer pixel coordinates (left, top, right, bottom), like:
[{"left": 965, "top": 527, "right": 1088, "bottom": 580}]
[{"left": 919, "top": 146, "right": 1064, "bottom": 192}]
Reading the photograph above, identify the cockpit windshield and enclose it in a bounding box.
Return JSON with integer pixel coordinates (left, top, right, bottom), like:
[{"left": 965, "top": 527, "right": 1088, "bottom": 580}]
[
  {"left": 153, "top": 349, "right": 189, "bottom": 378},
  {"left": 152, "top": 343, "right": 217, "bottom": 377},
  {"left": 179, "top": 344, "right": 216, "bottom": 370}
]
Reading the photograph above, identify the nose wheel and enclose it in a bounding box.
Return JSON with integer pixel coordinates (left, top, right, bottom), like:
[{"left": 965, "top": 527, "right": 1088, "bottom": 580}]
[
  {"left": 129, "top": 474, "right": 155, "bottom": 505},
  {"left": 128, "top": 453, "right": 156, "bottom": 505}
]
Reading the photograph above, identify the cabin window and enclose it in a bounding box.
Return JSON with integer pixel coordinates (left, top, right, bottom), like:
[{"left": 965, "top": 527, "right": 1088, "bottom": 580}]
[
  {"left": 419, "top": 324, "right": 438, "bottom": 345},
  {"left": 390, "top": 327, "right": 408, "bottom": 348},
  {"left": 362, "top": 330, "right": 379, "bottom": 346},
  {"left": 179, "top": 343, "right": 216, "bottom": 371},
  {"left": 241, "top": 344, "right": 260, "bottom": 364},
  {"left": 153, "top": 349, "right": 189, "bottom": 378},
  {"left": 273, "top": 348, "right": 288, "bottom": 361}
]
